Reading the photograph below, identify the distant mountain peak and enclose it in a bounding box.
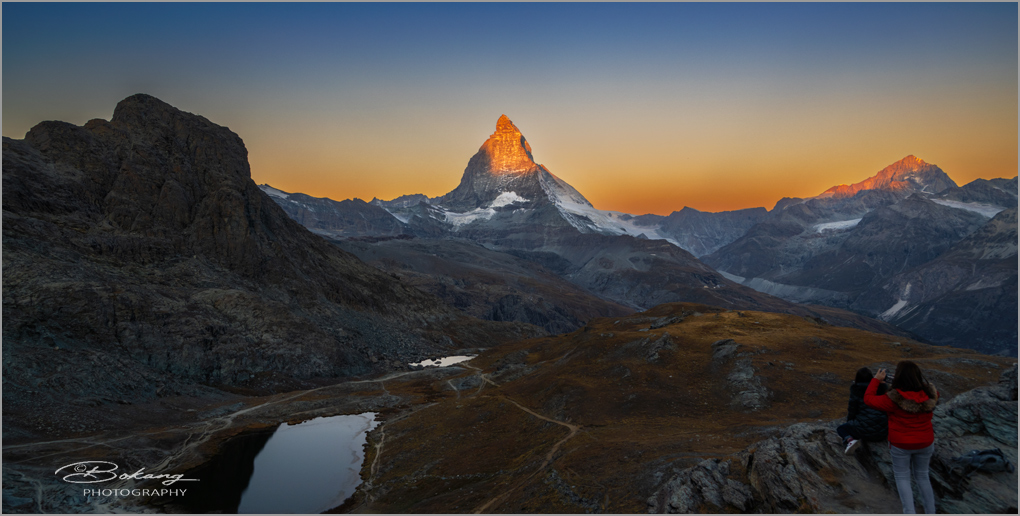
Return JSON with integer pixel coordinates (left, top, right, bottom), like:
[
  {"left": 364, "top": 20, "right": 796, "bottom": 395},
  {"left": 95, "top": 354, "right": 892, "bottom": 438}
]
[
  {"left": 818, "top": 155, "right": 956, "bottom": 199},
  {"left": 885, "top": 154, "right": 929, "bottom": 172},
  {"left": 479, "top": 114, "right": 537, "bottom": 175}
]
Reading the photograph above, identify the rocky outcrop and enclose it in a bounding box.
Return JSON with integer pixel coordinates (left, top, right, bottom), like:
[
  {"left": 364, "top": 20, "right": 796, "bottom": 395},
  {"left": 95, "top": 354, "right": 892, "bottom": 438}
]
[
  {"left": 2, "top": 94, "right": 535, "bottom": 440},
  {"left": 709, "top": 339, "right": 771, "bottom": 411},
  {"left": 649, "top": 364, "right": 1019, "bottom": 513},
  {"left": 650, "top": 459, "right": 754, "bottom": 513}
]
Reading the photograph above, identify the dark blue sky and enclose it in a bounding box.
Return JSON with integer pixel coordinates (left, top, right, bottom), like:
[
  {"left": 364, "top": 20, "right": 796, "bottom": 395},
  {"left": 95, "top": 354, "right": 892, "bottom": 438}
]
[{"left": 4, "top": 2, "right": 1016, "bottom": 213}]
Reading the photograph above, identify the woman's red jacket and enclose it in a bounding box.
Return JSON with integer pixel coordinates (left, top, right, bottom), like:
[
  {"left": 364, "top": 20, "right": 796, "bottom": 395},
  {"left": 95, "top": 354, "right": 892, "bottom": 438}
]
[{"left": 863, "top": 377, "right": 938, "bottom": 449}]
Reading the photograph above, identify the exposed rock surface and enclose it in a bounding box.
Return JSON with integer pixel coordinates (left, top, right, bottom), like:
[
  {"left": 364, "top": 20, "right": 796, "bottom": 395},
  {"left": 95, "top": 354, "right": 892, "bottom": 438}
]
[
  {"left": 649, "top": 364, "right": 1018, "bottom": 513},
  {"left": 790, "top": 194, "right": 989, "bottom": 292},
  {"left": 935, "top": 176, "right": 1018, "bottom": 207},
  {"left": 2, "top": 94, "right": 536, "bottom": 441}
]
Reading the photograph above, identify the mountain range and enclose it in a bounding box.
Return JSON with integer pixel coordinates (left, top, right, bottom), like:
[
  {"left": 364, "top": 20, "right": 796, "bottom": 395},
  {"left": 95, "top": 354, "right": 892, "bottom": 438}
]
[
  {"left": 3, "top": 95, "right": 1015, "bottom": 514},
  {"left": 262, "top": 117, "right": 1016, "bottom": 355}
]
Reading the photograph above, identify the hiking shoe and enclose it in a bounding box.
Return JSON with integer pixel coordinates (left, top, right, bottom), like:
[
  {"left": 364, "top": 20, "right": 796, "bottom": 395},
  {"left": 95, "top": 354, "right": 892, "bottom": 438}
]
[{"left": 844, "top": 438, "right": 861, "bottom": 455}]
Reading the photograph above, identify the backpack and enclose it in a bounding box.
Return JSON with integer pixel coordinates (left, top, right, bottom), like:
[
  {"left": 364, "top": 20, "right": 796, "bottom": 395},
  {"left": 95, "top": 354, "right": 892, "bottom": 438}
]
[{"left": 950, "top": 448, "right": 1016, "bottom": 478}]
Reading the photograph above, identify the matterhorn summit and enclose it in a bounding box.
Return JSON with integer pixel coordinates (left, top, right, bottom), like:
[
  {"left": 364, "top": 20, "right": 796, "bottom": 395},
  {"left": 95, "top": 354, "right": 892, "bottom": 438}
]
[
  {"left": 481, "top": 114, "right": 539, "bottom": 175},
  {"left": 440, "top": 114, "right": 565, "bottom": 211},
  {"left": 434, "top": 115, "right": 672, "bottom": 239}
]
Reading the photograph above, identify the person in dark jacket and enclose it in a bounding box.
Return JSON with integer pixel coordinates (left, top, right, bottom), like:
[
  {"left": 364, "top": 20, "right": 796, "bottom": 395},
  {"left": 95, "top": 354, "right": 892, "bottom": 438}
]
[
  {"left": 865, "top": 361, "right": 939, "bottom": 514},
  {"left": 837, "top": 367, "right": 889, "bottom": 454}
]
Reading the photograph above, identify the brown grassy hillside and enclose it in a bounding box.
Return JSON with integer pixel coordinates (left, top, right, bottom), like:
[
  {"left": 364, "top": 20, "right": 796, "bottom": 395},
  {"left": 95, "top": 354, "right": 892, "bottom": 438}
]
[{"left": 344, "top": 302, "right": 1014, "bottom": 513}]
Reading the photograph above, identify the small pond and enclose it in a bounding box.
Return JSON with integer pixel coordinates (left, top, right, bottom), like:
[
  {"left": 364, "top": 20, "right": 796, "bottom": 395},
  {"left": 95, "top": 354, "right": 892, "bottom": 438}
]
[
  {"left": 408, "top": 355, "right": 476, "bottom": 368},
  {"left": 173, "top": 413, "right": 378, "bottom": 513}
]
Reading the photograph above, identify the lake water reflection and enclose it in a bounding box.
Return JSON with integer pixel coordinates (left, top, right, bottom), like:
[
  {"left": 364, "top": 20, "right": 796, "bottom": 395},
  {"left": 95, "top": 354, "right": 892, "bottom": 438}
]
[{"left": 176, "top": 413, "right": 378, "bottom": 514}]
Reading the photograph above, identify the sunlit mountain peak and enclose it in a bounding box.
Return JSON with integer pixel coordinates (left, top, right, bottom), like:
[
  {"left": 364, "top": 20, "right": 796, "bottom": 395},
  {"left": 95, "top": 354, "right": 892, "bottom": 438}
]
[
  {"left": 478, "top": 114, "right": 537, "bottom": 175},
  {"left": 818, "top": 154, "right": 955, "bottom": 199}
]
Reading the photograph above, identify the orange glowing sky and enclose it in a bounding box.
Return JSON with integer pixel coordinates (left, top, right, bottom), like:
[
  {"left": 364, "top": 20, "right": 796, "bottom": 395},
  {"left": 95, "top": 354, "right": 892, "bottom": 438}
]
[{"left": 4, "top": 3, "right": 1017, "bottom": 215}]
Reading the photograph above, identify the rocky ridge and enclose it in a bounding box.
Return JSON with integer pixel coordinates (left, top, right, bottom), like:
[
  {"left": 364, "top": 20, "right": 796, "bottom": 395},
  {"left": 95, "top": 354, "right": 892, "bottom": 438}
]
[
  {"left": 258, "top": 185, "right": 409, "bottom": 238},
  {"left": 649, "top": 364, "right": 1018, "bottom": 513},
  {"left": 2, "top": 94, "right": 537, "bottom": 441}
]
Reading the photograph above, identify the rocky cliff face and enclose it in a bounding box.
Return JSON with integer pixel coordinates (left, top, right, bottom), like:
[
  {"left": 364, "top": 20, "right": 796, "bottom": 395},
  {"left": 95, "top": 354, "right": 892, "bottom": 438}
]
[
  {"left": 649, "top": 364, "right": 1018, "bottom": 514},
  {"left": 2, "top": 94, "right": 536, "bottom": 441}
]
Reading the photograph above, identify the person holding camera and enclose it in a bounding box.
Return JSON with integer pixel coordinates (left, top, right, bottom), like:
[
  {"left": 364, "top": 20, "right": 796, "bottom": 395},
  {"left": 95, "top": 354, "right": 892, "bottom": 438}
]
[
  {"left": 864, "top": 361, "right": 939, "bottom": 514},
  {"left": 837, "top": 367, "right": 889, "bottom": 454}
]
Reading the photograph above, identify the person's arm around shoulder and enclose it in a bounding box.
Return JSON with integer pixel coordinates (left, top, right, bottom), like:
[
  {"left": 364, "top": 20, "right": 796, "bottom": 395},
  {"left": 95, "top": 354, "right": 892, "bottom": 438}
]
[{"left": 863, "top": 369, "right": 897, "bottom": 412}]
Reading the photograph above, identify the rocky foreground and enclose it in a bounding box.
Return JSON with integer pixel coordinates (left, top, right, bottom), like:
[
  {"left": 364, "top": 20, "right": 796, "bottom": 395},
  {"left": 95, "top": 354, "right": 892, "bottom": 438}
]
[{"left": 650, "top": 364, "right": 1018, "bottom": 513}]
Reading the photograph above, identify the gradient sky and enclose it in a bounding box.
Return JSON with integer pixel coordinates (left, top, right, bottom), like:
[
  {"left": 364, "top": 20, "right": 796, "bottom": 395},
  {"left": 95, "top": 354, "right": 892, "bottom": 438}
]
[{"left": 4, "top": 2, "right": 1017, "bottom": 214}]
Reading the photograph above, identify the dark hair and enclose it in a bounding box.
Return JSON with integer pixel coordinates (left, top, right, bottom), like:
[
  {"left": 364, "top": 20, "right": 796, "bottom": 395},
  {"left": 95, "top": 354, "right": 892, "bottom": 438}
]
[
  {"left": 855, "top": 367, "right": 874, "bottom": 384},
  {"left": 891, "top": 361, "right": 927, "bottom": 392}
]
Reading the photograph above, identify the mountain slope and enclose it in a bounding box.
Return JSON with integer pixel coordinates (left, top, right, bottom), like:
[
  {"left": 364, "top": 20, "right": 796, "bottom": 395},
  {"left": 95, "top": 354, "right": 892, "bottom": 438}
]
[
  {"left": 258, "top": 184, "right": 408, "bottom": 238},
  {"left": 335, "top": 237, "right": 635, "bottom": 334},
  {"left": 419, "top": 116, "right": 907, "bottom": 328},
  {"left": 1, "top": 94, "right": 537, "bottom": 440},
  {"left": 854, "top": 208, "right": 1018, "bottom": 355}
]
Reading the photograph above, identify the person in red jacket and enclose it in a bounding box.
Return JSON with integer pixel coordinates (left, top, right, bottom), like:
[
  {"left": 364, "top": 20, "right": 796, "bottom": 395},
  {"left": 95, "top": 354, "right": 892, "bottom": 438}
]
[{"left": 864, "top": 361, "right": 939, "bottom": 514}]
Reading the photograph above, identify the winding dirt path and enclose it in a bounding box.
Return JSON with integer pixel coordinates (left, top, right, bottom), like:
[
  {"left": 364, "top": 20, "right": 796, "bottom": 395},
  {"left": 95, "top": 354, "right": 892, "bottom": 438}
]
[{"left": 473, "top": 396, "right": 581, "bottom": 514}]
